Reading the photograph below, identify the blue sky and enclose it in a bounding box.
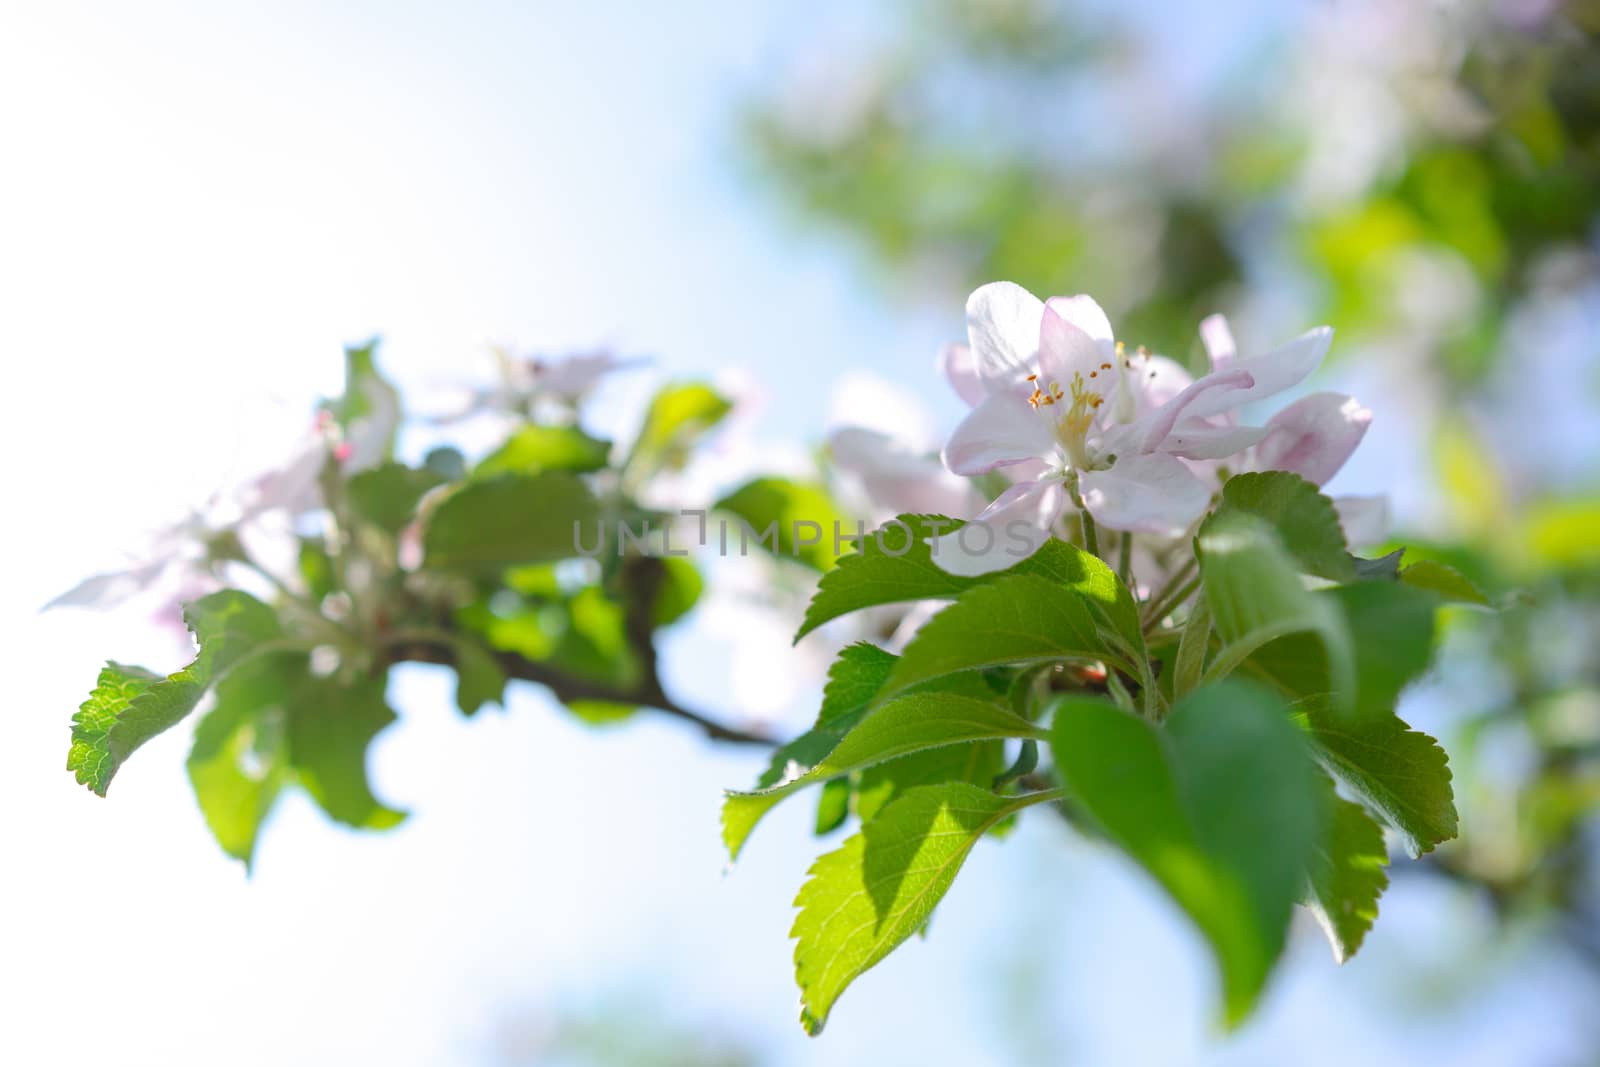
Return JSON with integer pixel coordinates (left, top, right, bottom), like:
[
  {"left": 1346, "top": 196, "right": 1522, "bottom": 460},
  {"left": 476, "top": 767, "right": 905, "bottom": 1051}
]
[{"left": 3, "top": 3, "right": 1596, "bottom": 1064}]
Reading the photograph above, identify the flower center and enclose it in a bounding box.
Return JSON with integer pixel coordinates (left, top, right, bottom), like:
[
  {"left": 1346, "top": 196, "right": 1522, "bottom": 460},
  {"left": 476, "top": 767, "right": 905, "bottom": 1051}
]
[{"left": 1027, "top": 371, "right": 1102, "bottom": 470}]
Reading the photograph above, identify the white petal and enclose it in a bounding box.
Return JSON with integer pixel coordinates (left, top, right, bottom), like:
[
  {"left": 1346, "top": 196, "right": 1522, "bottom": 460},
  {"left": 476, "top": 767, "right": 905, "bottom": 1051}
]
[
  {"left": 1039, "top": 303, "right": 1112, "bottom": 399},
  {"left": 942, "top": 391, "right": 1056, "bottom": 475},
  {"left": 1334, "top": 494, "right": 1390, "bottom": 549},
  {"left": 41, "top": 560, "right": 168, "bottom": 611},
  {"left": 1252, "top": 392, "right": 1372, "bottom": 486},
  {"left": 1157, "top": 420, "right": 1271, "bottom": 460},
  {"left": 928, "top": 479, "right": 1067, "bottom": 577},
  {"left": 1045, "top": 294, "right": 1115, "bottom": 348},
  {"left": 966, "top": 282, "right": 1045, "bottom": 393},
  {"left": 938, "top": 342, "right": 986, "bottom": 408},
  {"left": 1133, "top": 353, "right": 1194, "bottom": 412},
  {"left": 1199, "top": 313, "right": 1237, "bottom": 371},
  {"left": 1080, "top": 453, "right": 1211, "bottom": 535},
  {"left": 829, "top": 427, "right": 981, "bottom": 517},
  {"left": 1116, "top": 368, "right": 1255, "bottom": 454},
  {"left": 1181, "top": 326, "right": 1333, "bottom": 420}
]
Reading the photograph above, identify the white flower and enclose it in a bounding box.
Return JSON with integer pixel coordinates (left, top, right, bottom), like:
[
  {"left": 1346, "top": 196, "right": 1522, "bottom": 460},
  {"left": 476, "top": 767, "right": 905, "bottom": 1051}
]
[
  {"left": 1200, "top": 314, "right": 1389, "bottom": 548},
  {"left": 933, "top": 283, "right": 1333, "bottom": 575}
]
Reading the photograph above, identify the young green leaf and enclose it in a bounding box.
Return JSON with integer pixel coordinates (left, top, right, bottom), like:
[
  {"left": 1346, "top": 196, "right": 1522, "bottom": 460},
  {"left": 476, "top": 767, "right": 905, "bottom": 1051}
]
[
  {"left": 1050, "top": 683, "right": 1330, "bottom": 1027},
  {"left": 473, "top": 424, "right": 612, "bottom": 479},
  {"left": 795, "top": 515, "right": 1141, "bottom": 657},
  {"left": 1305, "top": 794, "right": 1390, "bottom": 963},
  {"left": 422, "top": 472, "right": 599, "bottom": 573},
  {"left": 791, "top": 782, "right": 1058, "bottom": 1034},
  {"left": 1211, "top": 471, "right": 1355, "bottom": 581},
  {"left": 69, "top": 591, "right": 284, "bottom": 796},
  {"left": 625, "top": 381, "right": 732, "bottom": 476},
  {"left": 1399, "top": 559, "right": 1490, "bottom": 605},
  {"left": 285, "top": 668, "right": 406, "bottom": 830},
  {"left": 452, "top": 637, "right": 507, "bottom": 716},
  {"left": 1197, "top": 512, "right": 1355, "bottom": 713},
  {"left": 854, "top": 740, "right": 1006, "bottom": 823},
  {"left": 882, "top": 574, "right": 1127, "bottom": 700},
  {"left": 716, "top": 477, "right": 852, "bottom": 571},
  {"left": 722, "top": 692, "right": 1041, "bottom": 860}
]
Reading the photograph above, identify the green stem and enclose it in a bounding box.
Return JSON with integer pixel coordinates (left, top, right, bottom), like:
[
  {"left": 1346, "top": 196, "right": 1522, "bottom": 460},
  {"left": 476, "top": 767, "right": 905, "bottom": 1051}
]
[
  {"left": 1143, "top": 575, "right": 1201, "bottom": 633},
  {"left": 1117, "top": 531, "right": 1132, "bottom": 588}
]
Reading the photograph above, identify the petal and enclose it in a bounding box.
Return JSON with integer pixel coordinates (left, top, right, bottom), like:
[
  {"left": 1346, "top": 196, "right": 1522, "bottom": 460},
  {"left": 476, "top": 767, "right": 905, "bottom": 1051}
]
[
  {"left": 966, "top": 282, "right": 1045, "bottom": 392},
  {"left": 1038, "top": 302, "right": 1111, "bottom": 396},
  {"left": 1199, "top": 313, "right": 1237, "bottom": 371},
  {"left": 942, "top": 391, "right": 1055, "bottom": 475},
  {"left": 1115, "top": 367, "right": 1255, "bottom": 454},
  {"left": 1132, "top": 353, "right": 1194, "bottom": 413},
  {"left": 928, "top": 479, "right": 1067, "bottom": 577},
  {"left": 1252, "top": 392, "right": 1372, "bottom": 486},
  {"left": 40, "top": 561, "right": 168, "bottom": 611},
  {"left": 1181, "top": 326, "right": 1333, "bottom": 420},
  {"left": 1157, "top": 419, "right": 1271, "bottom": 460},
  {"left": 1045, "top": 294, "right": 1115, "bottom": 349},
  {"left": 1079, "top": 453, "right": 1211, "bottom": 535},
  {"left": 829, "top": 427, "right": 982, "bottom": 517},
  {"left": 1334, "top": 495, "right": 1389, "bottom": 549},
  {"left": 938, "top": 342, "right": 987, "bottom": 408}
]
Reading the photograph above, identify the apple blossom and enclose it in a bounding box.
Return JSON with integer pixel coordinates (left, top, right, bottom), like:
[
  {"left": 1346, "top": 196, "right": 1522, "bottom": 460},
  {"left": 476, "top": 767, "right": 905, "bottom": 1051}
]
[{"left": 931, "top": 282, "right": 1332, "bottom": 575}]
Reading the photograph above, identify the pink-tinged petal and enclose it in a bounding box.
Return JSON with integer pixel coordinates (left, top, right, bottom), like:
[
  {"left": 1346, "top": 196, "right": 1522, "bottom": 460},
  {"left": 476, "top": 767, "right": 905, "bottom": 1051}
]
[
  {"left": 1005, "top": 456, "right": 1051, "bottom": 483},
  {"left": 929, "top": 479, "right": 1067, "bottom": 576},
  {"left": 1157, "top": 420, "right": 1271, "bottom": 460},
  {"left": 1252, "top": 392, "right": 1372, "bottom": 486},
  {"left": 1045, "top": 294, "right": 1115, "bottom": 349},
  {"left": 828, "top": 427, "right": 983, "bottom": 517},
  {"left": 1079, "top": 453, "right": 1211, "bottom": 535},
  {"left": 1132, "top": 353, "right": 1194, "bottom": 412},
  {"left": 1182, "top": 326, "right": 1333, "bottom": 420},
  {"left": 41, "top": 560, "right": 169, "bottom": 611},
  {"left": 942, "top": 391, "right": 1056, "bottom": 475},
  {"left": 938, "top": 342, "right": 986, "bottom": 408},
  {"left": 967, "top": 282, "right": 1045, "bottom": 392},
  {"left": 1334, "top": 495, "right": 1389, "bottom": 549},
  {"left": 1038, "top": 303, "right": 1110, "bottom": 396},
  {"left": 1199, "top": 313, "right": 1236, "bottom": 371},
  {"left": 1123, "top": 368, "right": 1255, "bottom": 454}
]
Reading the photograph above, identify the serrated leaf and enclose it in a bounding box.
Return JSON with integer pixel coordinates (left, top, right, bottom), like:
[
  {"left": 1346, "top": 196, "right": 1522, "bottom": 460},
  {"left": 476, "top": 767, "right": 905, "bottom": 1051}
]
[
  {"left": 796, "top": 516, "right": 1141, "bottom": 660},
  {"left": 854, "top": 740, "right": 1006, "bottom": 823},
  {"left": 69, "top": 591, "right": 284, "bottom": 795},
  {"left": 723, "top": 692, "right": 1041, "bottom": 860},
  {"left": 474, "top": 424, "right": 612, "bottom": 479},
  {"left": 422, "top": 472, "right": 598, "bottom": 573},
  {"left": 791, "top": 782, "right": 1056, "bottom": 1034},
  {"left": 1050, "top": 683, "right": 1330, "bottom": 1027},
  {"left": 1306, "top": 794, "right": 1390, "bottom": 963},
  {"left": 1213, "top": 471, "right": 1355, "bottom": 581},
  {"left": 346, "top": 462, "right": 446, "bottom": 533},
  {"left": 1198, "top": 512, "right": 1355, "bottom": 713},
  {"left": 1305, "top": 708, "right": 1456, "bottom": 857},
  {"left": 716, "top": 477, "right": 852, "bottom": 571},
  {"left": 882, "top": 574, "right": 1128, "bottom": 700}
]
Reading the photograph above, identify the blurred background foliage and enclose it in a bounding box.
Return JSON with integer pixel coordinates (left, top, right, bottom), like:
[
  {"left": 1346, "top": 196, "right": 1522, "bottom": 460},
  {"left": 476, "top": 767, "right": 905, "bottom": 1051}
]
[{"left": 739, "top": 0, "right": 1600, "bottom": 968}]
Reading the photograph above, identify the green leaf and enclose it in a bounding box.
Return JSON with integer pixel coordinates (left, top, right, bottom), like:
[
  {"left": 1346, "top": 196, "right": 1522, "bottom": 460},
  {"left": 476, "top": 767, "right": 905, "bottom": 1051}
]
[
  {"left": 1198, "top": 512, "right": 1355, "bottom": 713},
  {"left": 325, "top": 340, "right": 400, "bottom": 462},
  {"left": 423, "top": 472, "right": 599, "bottom": 574},
  {"left": 817, "top": 643, "right": 899, "bottom": 729},
  {"left": 1305, "top": 708, "right": 1457, "bottom": 857},
  {"left": 1399, "top": 560, "right": 1490, "bottom": 605},
  {"left": 626, "top": 381, "right": 732, "bottom": 475},
  {"left": 562, "top": 700, "right": 637, "bottom": 725},
  {"left": 452, "top": 637, "right": 506, "bottom": 716},
  {"left": 68, "top": 591, "right": 284, "bottom": 796},
  {"left": 285, "top": 668, "right": 406, "bottom": 830},
  {"left": 652, "top": 556, "right": 704, "bottom": 626},
  {"left": 716, "top": 477, "right": 852, "bottom": 571},
  {"left": 346, "top": 462, "right": 446, "bottom": 533},
  {"left": 814, "top": 778, "right": 852, "bottom": 835},
  {"left": 1306, "top": 795, "right": 1390, "bottom": 963},
  {"left": 1050, "top": 683, "right": 1330, "bottom": 1026},
  {"left": 854, "top": 740, "right": 1006, "bottom": 823},
  {"left": 474, "top": 424, "right": 612, "bottom": 479},
  {"left": 723, "top": 692, "right": 1041, "bottom": 860},
  {"left": 791, "top": 783, "right": 1057, "bottom": 1034},
  {"left": 186, "top": 652, "right": 299, "bottom": 869},
  {"left": 796, "top": 515, "right": 1141, "bottom": 660},
  {"left": 882, "top": 574, "right": 1127, "bottom": 701},
  {"left": 1212, "top": 471, "right": 1355, "bottom": 581}
]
